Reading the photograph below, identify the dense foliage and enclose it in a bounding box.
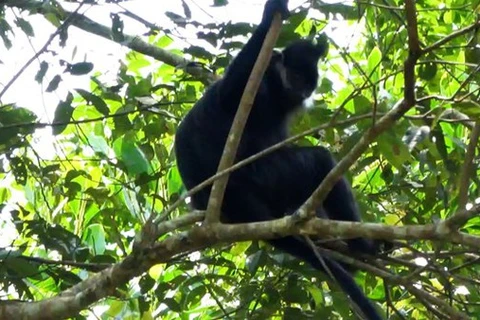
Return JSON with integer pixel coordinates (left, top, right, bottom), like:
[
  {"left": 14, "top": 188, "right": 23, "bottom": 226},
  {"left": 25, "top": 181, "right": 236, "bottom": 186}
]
[{"left": 1, "top": 0, "right": 480, "bottom": 319}]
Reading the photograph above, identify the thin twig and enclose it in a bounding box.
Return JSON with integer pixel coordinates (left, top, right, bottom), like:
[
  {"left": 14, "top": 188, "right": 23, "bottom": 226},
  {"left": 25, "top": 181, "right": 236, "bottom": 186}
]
[
  {"left": 458, "top": 122, "right": 480, "bottom": 209},
  {"left": 0, "top": 2, "right": 87, "bottom": 100},
  {"left": 440, "top": 204, "right": 480, "bottom": 232},
  {"left": 422, "top": 21, "right": 480, "bottom": 54},
  {"left": 0, "top": 101, "right": 187, "bottom": 131}
]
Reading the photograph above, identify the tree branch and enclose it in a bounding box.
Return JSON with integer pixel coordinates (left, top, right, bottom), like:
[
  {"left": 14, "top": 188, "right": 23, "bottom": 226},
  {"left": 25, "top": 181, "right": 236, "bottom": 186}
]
[
  {"left": 5, "top": 0, "right": 216, "bottom": 85},
  {"left": 297, "top": 0, "right": 422, "bottom": 219},
  {"left": 438, "top": 204, "right": 480, "bottom": 233},
  {"left": 422, "top": 21, "right": 480, "bottom": 54},
  {"left": 0, "top": 1, "right": 87, "bottom": 100},
  {"left": 457, "top": 122, "right": 480, "bottom": 209},
  {"left": 4, "top": 206, "right": 480, "bottom": 318},
  {"left": 205, "top": 13, "right": 283, "bottom": 222}
]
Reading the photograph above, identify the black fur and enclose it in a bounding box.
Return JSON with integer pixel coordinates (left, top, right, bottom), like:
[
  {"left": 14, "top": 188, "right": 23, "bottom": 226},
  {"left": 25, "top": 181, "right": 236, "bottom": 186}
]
[{"left": 175, "top": 1, "right": 383, "bottom": 319}]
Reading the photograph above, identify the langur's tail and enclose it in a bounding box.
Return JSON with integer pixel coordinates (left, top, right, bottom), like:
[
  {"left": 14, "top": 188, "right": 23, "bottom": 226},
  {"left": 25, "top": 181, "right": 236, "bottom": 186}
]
[{"left": 322, "top": 257, "right": 384, "bottom": 320}]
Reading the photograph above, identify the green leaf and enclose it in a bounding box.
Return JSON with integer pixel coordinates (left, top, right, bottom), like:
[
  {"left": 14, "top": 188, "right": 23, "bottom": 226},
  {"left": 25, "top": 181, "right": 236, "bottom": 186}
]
[
  {"left": 155, "top": 35, "right": 174, "bottom": 48},
  {"left": 35, "top": 61, "right": 49, "bottom": 83},
  {"left": 15, "top": 18, "right": 34, "bottom": 36},
  {"left": 106, "top": 300, "right": 126, "bottom": 317},
  {"left": 312, "top": 3, "right": 358, "bottom": 20},
  {"left": 0, "top": 104, "right": 37, "bottom": 144},
  {"left": 246, "top": 250, "right": 264, "bottom": 274},
  {"left": 452, "top": 101, "right": 480, "bottom": 117},
  {"left": 52, "top": 93, "right": 74, "bottom": 135},
  {"left": 213, "top": 0, "right": 228, "bottom": 6},
  {"left": 75, "top": 88, "right": 109, "bottom": 115},
  {"left": 0, "top": 19, "right": 13, "bottom": 49},
  {"left": 46, "top": 75, "right": 62, "bottom": 92},
  {"left": 84, "top": 224, "right": 106, "bottom": 255},
  {"left": 367, "top": 46, "right": 382, "bottom": 82},
  {"left": 66, "top": 62, "right": 94, "bottom": 75},
  {"left": 377, "top": 132, "right": 411, "bottom": 169},
  {"left": 113, "top": 137, "right": 150, "bottom": 175},
  {"left": 87, "top": 134, "right": 110, "bottom": 156},
  {"left": 167, "top": 165, "right": 183, "bottom": 196},
  {"left": 10, "top": 156, "right": 28, "bottom": 185},
  {"left": 4, "top": 256, "right": 40, "bottom": 278},
  {"left": 418, "top": 62, "right": 437, "bottom": 81},
  {"left": 353, "top": 95, "right": 372, "bottom": 114},
  {"left": 163, "top": 298, "right": 182, "bottom": 312}
]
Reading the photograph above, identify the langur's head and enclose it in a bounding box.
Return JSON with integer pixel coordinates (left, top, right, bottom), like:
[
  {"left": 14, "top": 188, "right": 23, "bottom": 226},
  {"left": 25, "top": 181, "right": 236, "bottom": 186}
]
[{"left": 270, "top": 37, "right": 328, "bottom": 106}]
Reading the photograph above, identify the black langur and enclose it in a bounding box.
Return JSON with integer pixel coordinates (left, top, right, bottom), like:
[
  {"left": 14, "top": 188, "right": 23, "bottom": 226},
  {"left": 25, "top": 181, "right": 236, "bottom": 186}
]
[{"left": 175, "top": 0, "right": 384, "bottom": 319}]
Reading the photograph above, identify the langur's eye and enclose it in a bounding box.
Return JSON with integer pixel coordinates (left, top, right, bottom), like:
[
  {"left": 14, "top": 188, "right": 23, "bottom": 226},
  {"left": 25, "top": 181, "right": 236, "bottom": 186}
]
[
  {"left": 292, "top": 72, "right": 302, "bottom": 80},
  {"left": 289, "top": 72, "right": 303, "bottom": 83}
]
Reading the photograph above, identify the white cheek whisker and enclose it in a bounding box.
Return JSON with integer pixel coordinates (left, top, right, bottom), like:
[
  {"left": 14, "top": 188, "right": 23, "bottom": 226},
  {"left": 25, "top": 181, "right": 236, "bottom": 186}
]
[{"left": 302, "top": 94, "right": 315, "bottom": 109}]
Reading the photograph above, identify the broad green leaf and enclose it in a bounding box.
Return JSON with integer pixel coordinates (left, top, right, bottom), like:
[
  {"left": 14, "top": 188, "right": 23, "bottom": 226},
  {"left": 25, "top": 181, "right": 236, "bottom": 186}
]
[
  {"left": 113, "top": 137, "right": 150, "bottom": 175},
  {"left": 377, "top": 132, "right": 411, "bottom": 169},
  {"left": 66, "top": 62, "right": 94, "bottom": 75},
  {"left": 75, "top": 88, "right": 109, "bottom": 115},
  {"left": 35, "top": 61, "right": 49, "bottom": 83},
  {"left": 367, "top": 46, "right": 382, "bottom": 83},
  {"left": 46, "top": 75, "right": 62, "bottom": 92},
  {"left": 84, "top": 224, "right": 106, "bottom": 255},
  {"left": 52, "top": 93, "right": 74, "bottom": 135}
]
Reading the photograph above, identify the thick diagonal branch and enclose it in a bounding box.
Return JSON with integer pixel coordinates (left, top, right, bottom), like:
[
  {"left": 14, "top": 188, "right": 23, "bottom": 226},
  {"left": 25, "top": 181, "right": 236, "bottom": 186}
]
[
  {"left": 298, "top": 0, "right": 422, "bottom": 219},
  {"left": 205, "top": 13, "right": 283, "bottom": 223}
]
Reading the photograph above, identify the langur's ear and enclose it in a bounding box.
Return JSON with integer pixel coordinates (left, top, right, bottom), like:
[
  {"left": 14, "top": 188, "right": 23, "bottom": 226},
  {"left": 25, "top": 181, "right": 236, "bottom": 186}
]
[
  {"left": 312, "top": 34, "right": 329, "bottom": 59},
  {"left": 270, "top": 50, "right": 284, "bottom": 64}
]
